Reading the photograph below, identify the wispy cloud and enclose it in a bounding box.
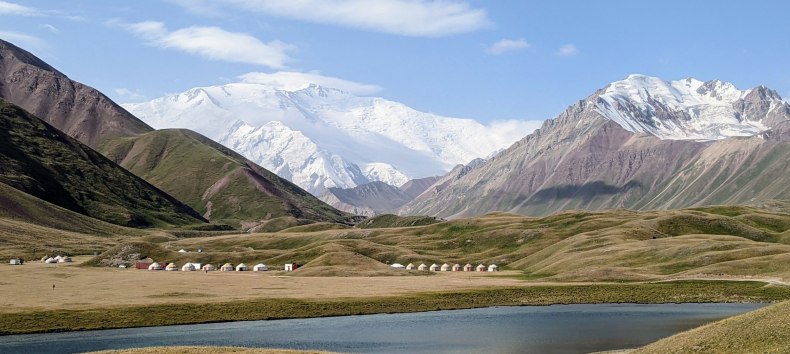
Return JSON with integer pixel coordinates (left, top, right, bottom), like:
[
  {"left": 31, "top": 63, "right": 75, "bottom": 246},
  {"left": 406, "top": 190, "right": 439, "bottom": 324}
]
[
  {"left": 556, "top": 44, "right": 579, "bottom": 57},
  {"left": 0, "top": 1, "right": 40, "bottom": 16},
  {"left": 41, "top": 24, "right": 59, "bottom": 33},
  {"left": 172, "top": 0, "right": 490, "bottom": 37},
  {"left": 114, "top": 88, "right": 147, "bottom": 102},
  {"left": 0, "top": 31, "right": 47, "bottom": 50},
  {"left": 114, "top": 20, "right": 294, "bottom": 68},
  {"left": 239, "top": 71, "right": 382, "bottom": 95},
  {"left": 486, "top": 38, "right": 529, "bottom": 55}
]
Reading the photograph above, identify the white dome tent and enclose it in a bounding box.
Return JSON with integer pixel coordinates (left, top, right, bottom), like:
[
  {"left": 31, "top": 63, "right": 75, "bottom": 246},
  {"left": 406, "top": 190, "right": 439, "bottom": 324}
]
[
  {"left": 148, "top": 262, "right": 164, "bottom": 271},
  {"left": 181, "top": 263, "right": 196, "bottom": 271},
  {"left": 44, "top": 257, "right": 57, "bottom": 264},
  {"left": 253, "top": 264, "right": 268, "bottom": 271},
  {"left": 406, "top": 263, "right": 416, "bottom": 270},
  {"left": 429, "top": 264, "right": 440, "bottom": 271},
  {"left": 440, "top": 263, "right": 451, "bottom": 272},
  {"left": 165, "top": 263, "right": 178, "bottom": 271},
  {"left": 463, "top": 264, "right": 473, "bottom": 272},
  {"left": 476, "top": 264, "right": 486, "bottom": 272},
  {"left": 236, "top": 263, "right": 249, "bottom": 271},
  {"left": 488, "top": 264, "right": 499, "bottom": 272},
  {"left": 202, "top": 264, "right": 216, "bottom": 271},
  {"left": 220, "top": 263, "right": 234, "bottom": 271},
  {"left": 417, "top": 263, "right": 428, "bottom": 271},
  {"left": 390, "top": 263, "right": 406, "bottom": 270}
]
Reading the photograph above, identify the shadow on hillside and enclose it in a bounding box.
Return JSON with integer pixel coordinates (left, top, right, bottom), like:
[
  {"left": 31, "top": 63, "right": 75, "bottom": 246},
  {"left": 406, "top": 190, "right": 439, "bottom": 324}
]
[{"left": 531, "top": 180, "right": 643, "bottom": 202}]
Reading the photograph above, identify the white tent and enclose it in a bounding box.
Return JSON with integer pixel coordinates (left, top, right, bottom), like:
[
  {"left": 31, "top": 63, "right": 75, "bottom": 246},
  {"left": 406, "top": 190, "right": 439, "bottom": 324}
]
[
  {"left": 148, "top": 262, "right": 164, "bottom": 270},
  {"left": 178, "top": 249, "right": 187, "bottom": 253},
  {"left": 417, "top": 263, "right": 428, "bottom": 271},
  {"left": 253, "top": 263, "right": 268, "bottom": 271},
  {"left": 165, "top": 263, "right": 178, "bottom": 271},
  {"left": 191, "top": 263, "right": 202, "bottom": 270},
  {"left": 118, "top": 264, "right": 127, "bottom": 269},
  {"left": 390, "top": 263, "right": 406, "bottom": 269},
  {"left": 45, "top": 257, "right": 57, "bottom": 264},
  {"left": 476, "top": 264, "right": 486, "bottom": 272},
  {"left": 429, "top": 264, "right": 440, "bottom": 271},
  {"left": 463, "top": 264, "right": 473, "bottom": 272},
  {"left": 181, "top": 263, "right": 196, "bottom": 271},
  {"left": 220, "top": 263, "right": 234, "bottom": 271},
  {"left": 54, "top": 255, "right": 64, "bottom": 262},
  {"left": 9, "top": 258, "right": 21, "bottom": 265},
  {"left": 440, "top": 263, "right": 451, "bottom": 271},
  {"left": 488, "top": 264, "right": 499, "bottom": 272},
  {"left": 236, "top": 263, "right": 249, "bottom": 271},
  {"left": 452, "top": 264, "right": 461, "bottom": 271},
  {"left": 405, "top": 263, "right": 416, "bottom": 270},
  {"left": 58, "top": 256, "right": 72, "bottom": 263},
  {"left": 202, "top": 264, "right": 216, "bottom": 271}
]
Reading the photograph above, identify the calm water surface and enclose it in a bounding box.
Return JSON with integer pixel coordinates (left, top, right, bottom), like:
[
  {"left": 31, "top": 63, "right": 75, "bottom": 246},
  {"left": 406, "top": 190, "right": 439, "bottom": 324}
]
[{"left": 0, "top": 303, "right": 763, "bottom": 354}]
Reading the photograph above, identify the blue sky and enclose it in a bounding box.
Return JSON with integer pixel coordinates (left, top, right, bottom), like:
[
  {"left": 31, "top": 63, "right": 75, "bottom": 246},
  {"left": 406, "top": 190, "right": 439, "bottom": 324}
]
[{"left": 2, "top": 0, "right": 789, "bottom": 123}]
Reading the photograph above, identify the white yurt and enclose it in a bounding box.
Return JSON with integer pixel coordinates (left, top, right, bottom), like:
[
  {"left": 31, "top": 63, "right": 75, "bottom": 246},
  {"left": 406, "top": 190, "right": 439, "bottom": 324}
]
[
  {"left": 181, "top": 263, "right": 196, "bottom": 271},
  {"left": 452, "top": 264, "right": 461, "bottom": 271},
  {"left": 488, "top": 264, "right": 499, "bottom": 272},
  {"left": 390, "top": 263, "right": 406, "bottom": 269},
  {"left": 417, "top": 263, "right": 428, "bottom": 271},
  {"left": 165, "top": 263, "right": 178, "bottom": 271},
  {"left": 45, "top": 257, "right": 57, "bottom": 264},
  {"left": 463, "top": 264, "right": 473, "bottom": 272},
  {"left": 440, "top": 263, "right": 451, "bottom": 271},
  {"left": 191, "top": 263, "right": 202, "bottom": 270},
  {"left": 54, "top": 255, "right": 64, "bottom": 262},
  {"left": 476, "top": 264, "right": 486, "bottom": 272},
  {"left": 118, "top": 264, "right": 127, "bottom": 269},
  {"left": 429, "top": 263, "right": 440, "bottom": 271},
  {"left": 253, "top": 263, "right": 269, "bottom": 271},
  {"left": 220, "top": 263, "right": 234, "bottom": 271},
  {"left": 9, "top": 258, "right": 21, "bottom": 265},
  {"left": 148, "top": 262, "right": 164, "bottom": 270},
  {"left": 236, "top": 263, "right": 249, "bottom": 271},
  {"left": 202, "top": 264, "right": 216, "bottom": 271},
  {"left": 406, "top": 263, "right": 416, "bottom": 270},
  {"left": 178, "top": 249, "right": 187, "bottom": 253},
  {"left": 58, "top": 256, "right": 72, "bottom": 263}
]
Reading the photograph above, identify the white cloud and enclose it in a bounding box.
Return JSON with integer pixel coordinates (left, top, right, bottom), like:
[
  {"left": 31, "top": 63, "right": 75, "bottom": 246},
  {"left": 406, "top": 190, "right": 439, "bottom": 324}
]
[
  {"left": 0, "top": 1, "right": 39, "bottom": 16},
  {"left": 117, "top": 20, "right": 294, "bottom": 68},
  {"left": 0, "top": 31, "right": 47, "bottom": 50},
  {"left": 114, "top": 88, "right": 146, "bottom": 102},
  {"left": 239, "top": 71, "right": 382, "bottom": 95},
  {"left": 41, "top": 24, "right": 59, "bottom": 33},
  {"left": 556, "top": 44, "right": 579, "bottom": 57},
  {"left": 486, "top": 38, "right": 529, "bottom": 55},
  {"left": 173, "top": 0, "right": 490, "bottom": 37},
  {"left": 487, "top": 119, "right": 544, "bottom": 141}
]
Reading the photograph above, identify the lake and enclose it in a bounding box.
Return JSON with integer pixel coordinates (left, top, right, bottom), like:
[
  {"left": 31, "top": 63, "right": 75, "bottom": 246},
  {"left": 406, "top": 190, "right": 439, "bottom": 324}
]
[{"left": 0, "top": 303, "right": 763, "bottom": 354}]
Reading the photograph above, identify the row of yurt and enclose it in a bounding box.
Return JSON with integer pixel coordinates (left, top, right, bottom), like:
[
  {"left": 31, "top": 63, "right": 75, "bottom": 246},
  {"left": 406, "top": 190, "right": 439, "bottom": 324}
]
[
  {"left": 144, "top": 262, "right": 270, "bottom": 271},
  {"left": 399, "top": 263, "right": 499, "bottom": 272}
]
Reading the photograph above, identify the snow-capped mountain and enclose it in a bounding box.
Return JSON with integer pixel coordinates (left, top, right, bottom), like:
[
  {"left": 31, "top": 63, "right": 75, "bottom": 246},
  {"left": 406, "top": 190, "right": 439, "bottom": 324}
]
[
  {"left": 123, "top": 80, "right": 535, "bottom": 194},
  {"left": 595, "top": 74, "right": 777, "bottom": 140}
]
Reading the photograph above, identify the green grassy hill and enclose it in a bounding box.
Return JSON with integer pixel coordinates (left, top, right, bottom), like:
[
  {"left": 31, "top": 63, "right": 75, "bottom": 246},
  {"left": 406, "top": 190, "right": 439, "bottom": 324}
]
[
  {"left": 0, "top": 100, "right": 206, "bottom": 227},
  {"left": 99, "top": 129, "right": 352, "bottom": 229}
]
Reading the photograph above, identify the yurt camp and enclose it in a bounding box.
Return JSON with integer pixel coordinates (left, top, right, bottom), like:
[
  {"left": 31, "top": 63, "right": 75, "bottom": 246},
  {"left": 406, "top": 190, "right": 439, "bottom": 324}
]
[
  {"left": 406, "top": 263, "right": 416, "bottom": 270},
  {"left": 148, "top": 262, "right": 164, "bottom": 271},
  {"left": 202, "top": 264, "right": 216, "bottom": 271},
  {"left": 418, "top": 263, "right": 428, "bottom": 271},
  {"left": 253, "top": 264, "right": 268, "bottom": 271},
  {"left": 476, "top": 264, "right": 486, "bottom": 272},
  {"left": 463, "top": 264, "right": 473, "bottom": 272},
  {"left": 236, "top": 263, "right": 249, "bottom": 271},
  {"left": 165, "top": 263, "right": 178, "bottom": 271},
  {"left": 429, "top": 264, "right": 440, "bottom": 271},
  {"left": 220, "top": 263, "right": 234, "bottom": 271},
  {"left": 488, "top": 264, "right": 499, "bottom": 272},
  {"left": 181, "top": 263, "right": 196, "bottom": 271},
  {"left": 440, "top": 263, "right": 451, "bottom": 271}
]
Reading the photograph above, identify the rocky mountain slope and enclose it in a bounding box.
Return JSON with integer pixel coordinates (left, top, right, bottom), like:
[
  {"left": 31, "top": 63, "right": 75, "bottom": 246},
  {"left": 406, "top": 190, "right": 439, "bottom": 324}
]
[
  {"left": 0, "top": 40, "right": 350, "bottom": 227},
  {"left": 0, "top": 99, "right": 205, "bottom": 227},
  {"left": 0, "top": 39, "right": 151, "bottom": 148},
  {"left": 124, "top": 81, "right": 534, "bottom": 195},
  {"left": 100, "top": 129, "right": 350, "bottom": 227},
  {"left": 402, "top": 75, "right": 790, "bottom": 218}
]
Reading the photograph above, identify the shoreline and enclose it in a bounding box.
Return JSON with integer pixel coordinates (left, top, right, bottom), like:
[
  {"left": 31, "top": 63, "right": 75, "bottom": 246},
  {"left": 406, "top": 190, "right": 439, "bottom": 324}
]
[{"left": 2, "top": 280, "right": 788, "bottom": 336}]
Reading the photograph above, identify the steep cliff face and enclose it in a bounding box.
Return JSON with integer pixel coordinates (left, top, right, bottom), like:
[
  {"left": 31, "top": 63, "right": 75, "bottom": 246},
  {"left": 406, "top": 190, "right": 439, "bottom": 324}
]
[
  {"left": 0, "top": 39, "right": 152, "bottom": 148},
  {"left": 402, "top": 76, "right": 790, "bottom": 218}
]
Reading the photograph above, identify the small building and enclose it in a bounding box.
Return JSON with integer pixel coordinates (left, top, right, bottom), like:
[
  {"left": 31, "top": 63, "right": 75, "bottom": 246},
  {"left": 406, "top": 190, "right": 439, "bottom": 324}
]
[
  {"left": 136, "top": 262, "right": 153, "bottom": 270},
  {"left": 463, "top": 264, "right": 473, "bottom": 272},
  {"left": 440, "top": 263, "right": 451, "bottom": 271},
  {"left": 488, "top": 264, "right": 499, "bottom": 272},
  {"left": 253, "top": 264, "right": 268, "bottom": 271},
  {"left": 220, "top": 263, "right": 234, "bottom": 271},
  {"left": 9, "top": 258, "right": 22, "bottom": 265},
  {"left": 417, "top": 263, "right": 428, "bottom": 271},
  {"left": 452, "top": 264, "right": 461, "bottom": 271},
  {"left": 405, "top": 263, "right": 416, "bottom": 270},
  {"left": 476, "top": 264, "right": 486, "bottom": 272},
  {"left": 45, "top": 257, "right": 57, "bottom": 264},
  {"left": 58, "top": 256, "right": 72, "bottom": 263},
  {"left": 181, "top": 263, "right": 196, "bottom": 271},
  {"left": 165, "top": 263, "right": 179, "bottom": 271},
  {"left": 236, "top": 263, "right": 249, "bottom": 271},
  {"left": 284, "top": 263, "right": 299, "bottom": 271},
  {"left": 390, "top": 263, "right": 406, "bottom": 270},
  {"left": 429, "top": 263, "right": 440, "bottom": 271},
  {"left": 202, "top": 264, "right": 216, "bottom": 271},
  {"left": 148, "top": 262, "right": 164, "bottom": 271}
]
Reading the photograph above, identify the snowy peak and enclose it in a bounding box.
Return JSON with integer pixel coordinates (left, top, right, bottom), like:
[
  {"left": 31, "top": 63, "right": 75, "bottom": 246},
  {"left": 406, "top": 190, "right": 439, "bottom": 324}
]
[{"left": 594, "top": 74, "right": 784, "bottom": 141}]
